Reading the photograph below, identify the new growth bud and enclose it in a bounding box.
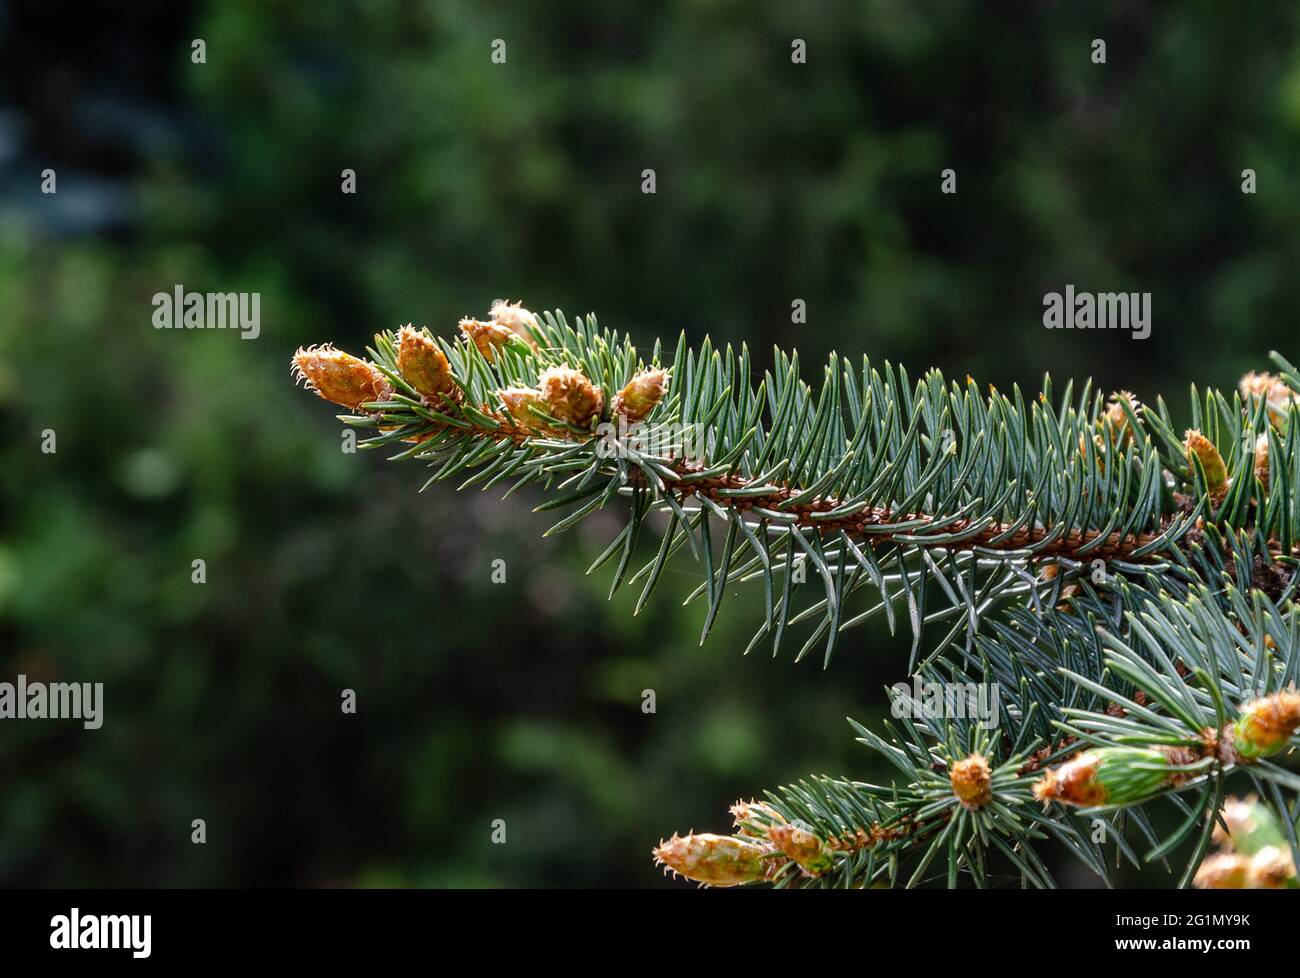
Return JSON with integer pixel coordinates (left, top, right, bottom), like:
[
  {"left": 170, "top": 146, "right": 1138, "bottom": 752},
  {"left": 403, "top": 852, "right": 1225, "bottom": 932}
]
[
  {"left": 1103, "top": 391, "right": 1143, "bottom": 446},
  {"left": 1192, "top": 852, "right": 1253, "bottom": 889},
  {"left": 652, "top": 833, "right": 770, "bottom": 887},
  {"left": 767, "top": 823, "right": 833, "bottom": 876},
  {"left": 1032, "top": 747, "right": 1184, "bottom": 808},
  {"left": 397, "top": 325, "right": 460, "bottom": 405},
  {"left": 1254, "top": 434, "right": 1271, "bottom": 492},
  {"left": 949, "top": 753, "right": 993, "bottom": 810},
  {"left": 489, "top": 299, "right": 540, "bottom": 348},
  {"left": 613, "top": 367, "right": 668, "bottom": 422},
  {"left": 460, "top": 317, "right": 518, "bottom": 362},
  {"left": 538, "top": 365, "right": 604, "bottom": 428},
  {"left": 1184, "top": 429, "right": 1228, "bottom": 501},
  {"left": 1194, "top": 848, "right": 1297, "bottom": 889},
  {"left": 496, "top": 387, "right": 551, "bottom": 433},
  {"left": 1247, "top": 847, "right": 1296, "bottom": 889},
  {"left": 730, "top": 799, "right": 785, "bottom": 839},
  {"left": 1239, "top": 371, "right": 1300, "bottom": 428},
  {"left": 1214, "top": 795, "right": 1287, "bottom": 854},
  {"left": 291, "top": 344, "right": 392, "bottom": 410},
  {"left": 1231, "top": 689, "right": 1300, "bottom": 760}
]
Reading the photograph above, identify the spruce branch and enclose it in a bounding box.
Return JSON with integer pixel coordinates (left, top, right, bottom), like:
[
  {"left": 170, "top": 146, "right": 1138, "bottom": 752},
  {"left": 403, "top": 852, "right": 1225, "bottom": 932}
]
[
  {"left": 654, "top": 578, "right": 1300, "bottom": 889},
  {"left": 292, "top": 305, "right": 1298, "bottom": 660},
  {"left": 291, "top": 303, "right": 1300, "bottom": 887}
]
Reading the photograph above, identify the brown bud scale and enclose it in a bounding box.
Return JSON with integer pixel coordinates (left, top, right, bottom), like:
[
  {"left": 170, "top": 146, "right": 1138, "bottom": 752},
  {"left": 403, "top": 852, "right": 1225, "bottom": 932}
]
[{"left": 291, "top": 344, "right": 392, "bottom": 410}]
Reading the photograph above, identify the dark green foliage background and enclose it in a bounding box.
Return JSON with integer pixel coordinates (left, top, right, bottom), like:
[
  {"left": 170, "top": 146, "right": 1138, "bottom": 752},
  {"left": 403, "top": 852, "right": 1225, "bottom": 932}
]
[{"left": 1, "top": 0, "right": 1298, "bottom": 886}]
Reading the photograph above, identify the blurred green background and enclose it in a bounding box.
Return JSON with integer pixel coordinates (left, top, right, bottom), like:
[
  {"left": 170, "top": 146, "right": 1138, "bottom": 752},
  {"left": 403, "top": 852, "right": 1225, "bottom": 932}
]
[{"left": 2, "top": 0, "right": 1299, "bottom": 887}]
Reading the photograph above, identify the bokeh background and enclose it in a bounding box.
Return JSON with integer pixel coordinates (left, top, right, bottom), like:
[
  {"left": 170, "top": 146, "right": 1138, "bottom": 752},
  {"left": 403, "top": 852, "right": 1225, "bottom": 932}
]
[{"left": 2, "top": 0, "right": 1299, "bottom": 887}]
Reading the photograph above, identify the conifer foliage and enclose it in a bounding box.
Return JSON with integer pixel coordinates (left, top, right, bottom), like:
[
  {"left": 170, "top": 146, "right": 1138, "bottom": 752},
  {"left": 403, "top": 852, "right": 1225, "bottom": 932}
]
[{"left": 292, "top": 302, "right": 1300, "bottom": 889}]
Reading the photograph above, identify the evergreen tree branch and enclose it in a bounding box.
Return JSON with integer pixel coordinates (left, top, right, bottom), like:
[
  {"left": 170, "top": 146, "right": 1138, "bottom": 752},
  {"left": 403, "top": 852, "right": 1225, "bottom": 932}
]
[
  {"left": 292, "top": 305, "right": 1298, "bottom": 661},
  {"left": 291, "top": 303, "right": 1300, "bottom": 887},
  {"left": 656, "top": 574, "right": 1300, "bottom": 889}
]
